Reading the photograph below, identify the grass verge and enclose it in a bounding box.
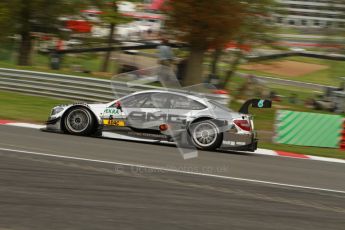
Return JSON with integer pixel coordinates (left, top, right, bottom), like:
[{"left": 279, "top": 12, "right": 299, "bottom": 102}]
[
  {"left": 0, "top": 52, "right": 117, "bottom": 79},
  {"left": 239, "top": 56, "right": 345, "bottom": 87},
  {"left": 227, "top": 75, "right": 335, "bottom": 131},
  {"left": 0, "top": 90, "right": 71, "bottom": 123}
]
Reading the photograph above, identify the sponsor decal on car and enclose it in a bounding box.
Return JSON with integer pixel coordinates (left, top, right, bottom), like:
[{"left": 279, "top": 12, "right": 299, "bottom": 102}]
[
  {"left": 104, "top": 108, "right": 122, "bottom": 115},
  {"left": 103, "top": 119, "right": 125, "bottom": 127},
  {"left": 223, "top": 140, "right": 246, "bottom": 146},
  {"left": 128, "top": 111, "right": 186, "bottom": 124}
]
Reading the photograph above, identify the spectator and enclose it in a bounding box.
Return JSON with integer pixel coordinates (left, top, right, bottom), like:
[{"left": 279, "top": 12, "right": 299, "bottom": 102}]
[{"left": 157, "top": 38, "right": 174, "bottom": 66}]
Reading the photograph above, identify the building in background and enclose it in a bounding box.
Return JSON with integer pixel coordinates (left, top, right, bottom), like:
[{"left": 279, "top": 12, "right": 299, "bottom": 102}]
[{"left": 273, "top": 0, "right": 345, "bottom": 28}]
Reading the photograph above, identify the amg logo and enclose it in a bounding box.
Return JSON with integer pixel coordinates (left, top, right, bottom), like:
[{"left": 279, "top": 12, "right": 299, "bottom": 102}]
[{"left": 128, "top": 112, "right": 186, "bottom": 124}]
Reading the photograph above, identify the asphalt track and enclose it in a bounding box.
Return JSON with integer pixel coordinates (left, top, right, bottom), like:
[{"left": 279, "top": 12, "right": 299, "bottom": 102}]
[{"left": 0, "top": 125, "right": 344, "bottom": 230}]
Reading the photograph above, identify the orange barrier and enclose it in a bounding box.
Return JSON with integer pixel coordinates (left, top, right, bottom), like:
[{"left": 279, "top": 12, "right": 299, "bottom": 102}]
[{"left": 341, "top": 120, "right": 345, "bottom": 150}]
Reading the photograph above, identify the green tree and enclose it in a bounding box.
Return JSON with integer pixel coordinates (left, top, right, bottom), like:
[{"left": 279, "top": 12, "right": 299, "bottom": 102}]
[
  {"left": 165, "top": 0, "right": 275, "bottom": 86},
  {"left": 0, "top": 0, "right": 86, "bottom": 66},
  {"left": 0, "top": 3, "right": 10, "bottom": 33},
  {"left": 90, "top": 0, "right": 133, "bottom": 72},
  {"left": 219, "top": 0, "right": 277, "bottom": 89}
]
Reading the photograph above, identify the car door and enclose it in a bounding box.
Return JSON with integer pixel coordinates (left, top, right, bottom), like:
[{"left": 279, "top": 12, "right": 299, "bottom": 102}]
[
  {"left": 149, "top": 93, "right": 207, "bottom": 130},
  {"left": 101, "top": 93, "right": 151, "bottom": 131},
  {"left": 102, "top": 92, "right": 171, "bottom": 131},
  {"left": 131, "top": 92, "right": 171, "bottom": 130}
]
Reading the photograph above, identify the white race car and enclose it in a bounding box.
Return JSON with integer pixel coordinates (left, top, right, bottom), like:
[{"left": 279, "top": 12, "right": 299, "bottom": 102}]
[{"left": 46, "top": 90, "right": 271, "bottom": 151}]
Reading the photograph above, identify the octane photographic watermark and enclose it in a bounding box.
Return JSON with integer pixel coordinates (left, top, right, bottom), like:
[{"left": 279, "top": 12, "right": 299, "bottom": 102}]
[
  {"left": 166, "top": 165, "right": 229, "bottom": 174},
  {"left": 114, "top": 164, "right": 229, "bottom": 175}
]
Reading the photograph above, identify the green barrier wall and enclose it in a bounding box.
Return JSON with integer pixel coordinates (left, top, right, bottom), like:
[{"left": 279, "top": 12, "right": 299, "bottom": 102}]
[{"left": 275, "top": 110, "right": 343, "bottom": 148}]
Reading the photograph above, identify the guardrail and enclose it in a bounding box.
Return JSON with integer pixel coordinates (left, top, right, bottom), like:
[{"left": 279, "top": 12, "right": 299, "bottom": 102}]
[
  {"left": 203, "top": 64, "right": 333, "bottom": 92},
  {"left": 238, "top": 73, "right": 333, "bottom": 92},
  {"left": 0, "top": 68, "right": 230, "bottom": 104},
  {"left": 0, "top": 68, "right": 115, "bottom": 102}
]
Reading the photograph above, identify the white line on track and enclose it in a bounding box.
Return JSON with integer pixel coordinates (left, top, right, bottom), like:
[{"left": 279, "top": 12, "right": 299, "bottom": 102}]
[
  {"left": 1, "top": 147, "right": 344, "bottom": 195},
  {"left": 7, "top": 123, "right": 45, "bottom": 129}
]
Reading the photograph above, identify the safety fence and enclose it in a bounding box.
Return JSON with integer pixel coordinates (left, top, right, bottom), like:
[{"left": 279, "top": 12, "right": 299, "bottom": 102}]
[
  {"left": 275, "top": 110, "right": 344, "bottom": 149},
  {"left": 0, "top": 67, "right": 230, "bottom": 104}
]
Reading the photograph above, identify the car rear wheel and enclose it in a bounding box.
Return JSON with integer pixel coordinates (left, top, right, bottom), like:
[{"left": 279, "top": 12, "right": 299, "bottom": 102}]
[
  {"left": 64, "top": 107, "right": 94, "bottom": 135},
  {"left": 189, "top": 120, "right": 223, "bottom": 151}
]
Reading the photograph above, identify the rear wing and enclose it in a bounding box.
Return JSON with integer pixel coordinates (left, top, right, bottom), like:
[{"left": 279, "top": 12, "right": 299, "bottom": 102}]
[{"left": 239, "top": 99, "right": 272, "bottom": 114}]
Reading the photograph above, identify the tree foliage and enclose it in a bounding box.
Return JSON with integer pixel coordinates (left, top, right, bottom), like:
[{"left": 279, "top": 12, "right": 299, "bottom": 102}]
[
  {"left": 164, "top": 0, "right": 276, "bottom": 86},
  {"left": 0, "top": 0, "right": 136, "bottom": 69},
  {"left": 90, "top": 0, "right": 134, "bottom": 72},
  {"left": 0, "top": 0, "right": 86, "bottom": 65},
  {"left": 165, "top": 0, "right": 245, "bottom": 50}
]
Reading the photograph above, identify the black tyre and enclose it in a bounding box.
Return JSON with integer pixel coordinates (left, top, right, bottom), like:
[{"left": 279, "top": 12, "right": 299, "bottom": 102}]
[
  {"left": 64, "top": 107, "right": 94, "bottom": 135},
  {"left": 189, "top": 120, "right": 223, "bottom": 151}
]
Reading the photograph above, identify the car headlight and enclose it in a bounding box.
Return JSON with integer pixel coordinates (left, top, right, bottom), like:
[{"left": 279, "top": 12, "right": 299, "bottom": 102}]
[{"left": 51, "top": 107, "right": 64, "bottom": 116}]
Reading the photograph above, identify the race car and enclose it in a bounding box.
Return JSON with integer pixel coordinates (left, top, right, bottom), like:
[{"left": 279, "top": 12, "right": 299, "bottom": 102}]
[{"left": 45, "top": 90, "right": 271, "bottom": 151}]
